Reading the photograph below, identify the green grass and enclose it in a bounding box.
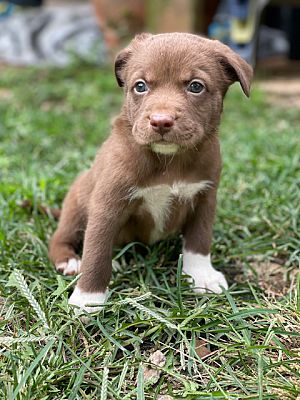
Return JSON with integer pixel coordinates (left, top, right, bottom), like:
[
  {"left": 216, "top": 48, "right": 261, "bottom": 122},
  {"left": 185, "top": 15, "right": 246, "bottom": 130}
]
[{"left": 0, "top": 64, "right": 299, "bottom": 399}]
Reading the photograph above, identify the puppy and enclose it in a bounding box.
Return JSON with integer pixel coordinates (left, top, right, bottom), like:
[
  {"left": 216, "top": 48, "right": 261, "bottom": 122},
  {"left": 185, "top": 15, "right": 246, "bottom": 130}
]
[{"left": 49, "top": 33, "right": 252, "bottom": 312}]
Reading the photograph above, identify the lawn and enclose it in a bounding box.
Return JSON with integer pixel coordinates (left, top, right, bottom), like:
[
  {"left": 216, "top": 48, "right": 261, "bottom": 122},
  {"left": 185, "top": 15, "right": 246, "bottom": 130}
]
[{"left": 0, "top": 63, "right": 299, "bottom": 399}]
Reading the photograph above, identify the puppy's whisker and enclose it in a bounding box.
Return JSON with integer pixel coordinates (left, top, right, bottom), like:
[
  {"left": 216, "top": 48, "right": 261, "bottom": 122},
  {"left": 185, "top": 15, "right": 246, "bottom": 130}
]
[
  {"left": 166, "top": 152, "right": 176, "bottom": 168},
  {"left": 193, "top": 144, "right": 199, "bottom": 152}
]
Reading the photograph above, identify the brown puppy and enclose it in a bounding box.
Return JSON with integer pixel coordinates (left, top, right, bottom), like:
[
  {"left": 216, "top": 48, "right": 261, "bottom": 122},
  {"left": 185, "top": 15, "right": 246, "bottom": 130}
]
[{"left": 49, "top": 33, "right": 252, "bottom": 312}]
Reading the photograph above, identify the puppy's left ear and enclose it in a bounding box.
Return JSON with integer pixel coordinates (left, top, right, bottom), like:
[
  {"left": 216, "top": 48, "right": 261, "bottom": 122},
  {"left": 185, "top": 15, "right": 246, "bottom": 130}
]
[
  {"left": 115, "top": 48, "right": 131, "bottom": 87},
  {"left": 115, "top": 33, "right": 153, "bottom": 87},
  {"left": 216, "top": 42, "right": 253, "bottom": 97}
]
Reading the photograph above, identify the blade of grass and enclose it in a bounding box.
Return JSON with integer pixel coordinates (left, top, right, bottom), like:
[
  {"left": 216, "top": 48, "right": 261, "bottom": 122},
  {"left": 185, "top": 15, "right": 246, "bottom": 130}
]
[
  {"left": 13, "top": 338, "right": 55, "bottom": 399},
  {"left": 69, "top": 359, "right": 91, "bottom": 400},
  {"left": 137, "top": 363, "right": 145, "bottom": 400}
]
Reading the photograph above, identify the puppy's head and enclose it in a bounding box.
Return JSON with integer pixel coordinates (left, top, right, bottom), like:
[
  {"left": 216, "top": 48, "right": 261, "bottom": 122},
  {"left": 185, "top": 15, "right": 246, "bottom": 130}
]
[{"left": 115, "top": 33, "right": 253, "bottom": 155}]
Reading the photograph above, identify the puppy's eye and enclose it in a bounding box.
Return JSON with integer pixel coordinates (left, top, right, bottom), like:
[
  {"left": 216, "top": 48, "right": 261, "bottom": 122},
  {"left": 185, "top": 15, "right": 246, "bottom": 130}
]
[
  {"left": 134, "top": 80, "right": 148, "bottom": 93},
  {"left": 187, "top": 80, "right": 204, "bottom": 94}
]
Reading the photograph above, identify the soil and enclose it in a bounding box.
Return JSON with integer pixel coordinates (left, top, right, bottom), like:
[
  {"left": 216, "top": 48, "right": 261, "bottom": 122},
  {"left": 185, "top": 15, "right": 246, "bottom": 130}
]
[
  {"left": 256, "top": 58, "right": 300, "bottom": 108},
  {"left": 258, "top": 78, "right": 300, "bottom": 108}
]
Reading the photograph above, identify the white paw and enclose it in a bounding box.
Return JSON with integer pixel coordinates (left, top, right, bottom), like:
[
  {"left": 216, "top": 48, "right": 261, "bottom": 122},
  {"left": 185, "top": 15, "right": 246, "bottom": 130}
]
[
  {"left": 192, "top": 269, "right": 228, "bottom": 294},
  {"left": 182, "top": 250, "right": 228, "bottom": 294},
  {"left": 68, "top": 286, "right": 108, "bottom": 313},
  {"left": 56, "top": 258, "right": 81, "bottom": 276}
]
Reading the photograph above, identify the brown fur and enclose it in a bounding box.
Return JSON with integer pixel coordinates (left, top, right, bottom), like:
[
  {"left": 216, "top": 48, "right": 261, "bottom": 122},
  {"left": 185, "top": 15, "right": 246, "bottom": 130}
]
[{"left": 49, "top": 33, "right": 252, "bottom": 293}]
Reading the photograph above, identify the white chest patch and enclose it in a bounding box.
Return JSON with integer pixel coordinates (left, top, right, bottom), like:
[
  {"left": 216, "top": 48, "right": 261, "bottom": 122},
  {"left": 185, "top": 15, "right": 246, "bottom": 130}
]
[{"left": 130, "top": 180, "right": 212, "bottom": 242}]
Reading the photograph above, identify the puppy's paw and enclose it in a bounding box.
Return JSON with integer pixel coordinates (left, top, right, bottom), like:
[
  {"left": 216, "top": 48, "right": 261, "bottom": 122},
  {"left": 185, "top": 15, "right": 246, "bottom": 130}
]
[
  {"left": 56, "top": 258, "right": 81, "bottom": 276},
  {"left": 192, "top": 269, "right": 228, "bottom": 294},
  {"left": 183, "top": 250, "right": 228, "bottom": 294},
  {"left": 68, "top": 286, "right": 108, "bottom": 313}
]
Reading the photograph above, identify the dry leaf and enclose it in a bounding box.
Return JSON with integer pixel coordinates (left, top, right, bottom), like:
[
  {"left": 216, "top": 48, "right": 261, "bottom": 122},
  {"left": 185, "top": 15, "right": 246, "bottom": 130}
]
[
  {"left": 149, "top": 350, "right": 166, "bottom": 367},
  {"left": 143, "top": 350, "right": 166, "bottom": 385},
  {"left": 195, "top": 339, "right": 211, "bottom": 359}
]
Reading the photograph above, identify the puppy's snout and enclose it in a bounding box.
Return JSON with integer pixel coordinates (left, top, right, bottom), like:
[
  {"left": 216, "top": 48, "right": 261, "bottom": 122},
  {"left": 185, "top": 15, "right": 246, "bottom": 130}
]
[{"left": 149, "top": 114, "right": 174, "bottom": 134}]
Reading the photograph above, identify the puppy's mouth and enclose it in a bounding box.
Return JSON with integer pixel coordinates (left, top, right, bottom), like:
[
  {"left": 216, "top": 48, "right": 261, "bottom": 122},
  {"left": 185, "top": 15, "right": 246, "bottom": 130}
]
[{"left": 150, "top": 142, "right": 180, "bottom": 155}]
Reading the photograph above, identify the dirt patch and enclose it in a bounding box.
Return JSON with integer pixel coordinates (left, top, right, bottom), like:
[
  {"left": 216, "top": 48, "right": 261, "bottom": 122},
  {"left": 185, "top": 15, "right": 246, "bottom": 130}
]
[
  {"left": 250, "top": 261, "right": 298, "bottom": 297},
  {"left": 237, "top": 259, "right": 299, "bottom": 298},
  {"left": 258, "top": 78, "right": 300, "bottom": 108}
]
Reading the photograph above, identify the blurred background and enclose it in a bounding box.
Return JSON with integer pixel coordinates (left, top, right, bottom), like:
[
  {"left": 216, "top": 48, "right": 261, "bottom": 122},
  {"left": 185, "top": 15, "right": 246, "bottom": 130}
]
[
  {"left": 1, "top": 0, "right": 300, "bottom": 64},
  {"left": 0, "top": 0, "right": 299, "bottom": 104}
]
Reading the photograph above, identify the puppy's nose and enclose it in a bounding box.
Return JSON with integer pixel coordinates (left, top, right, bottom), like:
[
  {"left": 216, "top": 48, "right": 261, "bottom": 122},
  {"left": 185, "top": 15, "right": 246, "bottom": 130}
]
[{"left": 149, "top": 114, "right": 174, "bottom": 133}]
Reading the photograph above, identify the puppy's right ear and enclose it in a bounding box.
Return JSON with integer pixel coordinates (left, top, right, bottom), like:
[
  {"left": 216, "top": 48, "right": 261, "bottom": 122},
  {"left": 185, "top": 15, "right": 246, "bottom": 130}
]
[{"left": 114, "top": 33, "right": 153, "bottom": 87}]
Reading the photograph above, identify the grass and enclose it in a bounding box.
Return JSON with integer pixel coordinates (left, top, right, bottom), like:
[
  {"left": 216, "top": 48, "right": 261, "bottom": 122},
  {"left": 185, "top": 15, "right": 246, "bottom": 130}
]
[{"left": 0, "top": 63, "right": 299, "bottom": 399}]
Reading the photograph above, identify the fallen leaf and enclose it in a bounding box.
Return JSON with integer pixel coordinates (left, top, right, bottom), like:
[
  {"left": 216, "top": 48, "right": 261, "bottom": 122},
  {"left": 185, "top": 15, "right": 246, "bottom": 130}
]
[
  {"left": 143, "top": 350, "right": 166, "bottom": 385},
  {"left": 149, "top": 350, "right": 166, "bottom": 367},
  {"left": 195, "top": 339, "right": 211, "bottom": 359}
]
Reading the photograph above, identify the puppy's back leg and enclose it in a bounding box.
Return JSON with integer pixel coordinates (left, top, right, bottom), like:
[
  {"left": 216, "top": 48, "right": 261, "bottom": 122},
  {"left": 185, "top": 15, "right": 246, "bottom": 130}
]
[{"left": 49, "top": 175, "right": 88, "bottom": 276}]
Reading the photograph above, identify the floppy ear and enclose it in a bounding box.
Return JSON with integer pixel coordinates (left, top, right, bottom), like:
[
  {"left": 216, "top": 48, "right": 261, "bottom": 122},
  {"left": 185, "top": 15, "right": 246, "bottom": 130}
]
[
  {"left": 114, "top": 48, "right": 131, "bottom": 87},
  {"left": 114, "top": 33, "right": 153, "bottom": 87},
  {"left": 215, "top": 42, "right": 253, "bottom": 97}
]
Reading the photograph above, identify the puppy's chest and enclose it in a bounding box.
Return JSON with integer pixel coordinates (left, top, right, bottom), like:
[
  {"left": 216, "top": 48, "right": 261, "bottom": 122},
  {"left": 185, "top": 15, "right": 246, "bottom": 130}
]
[{"left": 130, "top": 180, "right": 212, "bottom": 242}]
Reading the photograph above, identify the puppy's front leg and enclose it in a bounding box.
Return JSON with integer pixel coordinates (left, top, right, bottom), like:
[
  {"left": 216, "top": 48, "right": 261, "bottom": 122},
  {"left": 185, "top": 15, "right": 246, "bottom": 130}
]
[
  {"left": 69, "top": 185, "right": 127, "bottom": 312},
  {"left": 182, "top": 189, "right": 228, "bottom": 294}
]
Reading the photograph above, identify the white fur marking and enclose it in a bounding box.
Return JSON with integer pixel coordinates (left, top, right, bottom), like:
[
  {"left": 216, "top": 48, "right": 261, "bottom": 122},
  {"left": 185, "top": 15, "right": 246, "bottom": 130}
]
[
  {"left": 56, "top": 258, "right": 81, "bottom": 275},
  {"left": 131, "top": 181, "right": 212, "bottom": 242},
  {"left": 133, "top": 185, "right": 172, "bottom": 242},
  {"left": 182, "top": 250, "right": 228, "bottom": 293},
  {"left": 171, "top": 181, "right": 213, "bottom": 202},
  {"left": 64, "top": 258, "right": 81, "bottom": 275},
  {"left": 151, "top": 143, "right": 179, "bottom": 155},
  {"left": 69, "top": 286, "right": 108, "bottom": 313}
]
